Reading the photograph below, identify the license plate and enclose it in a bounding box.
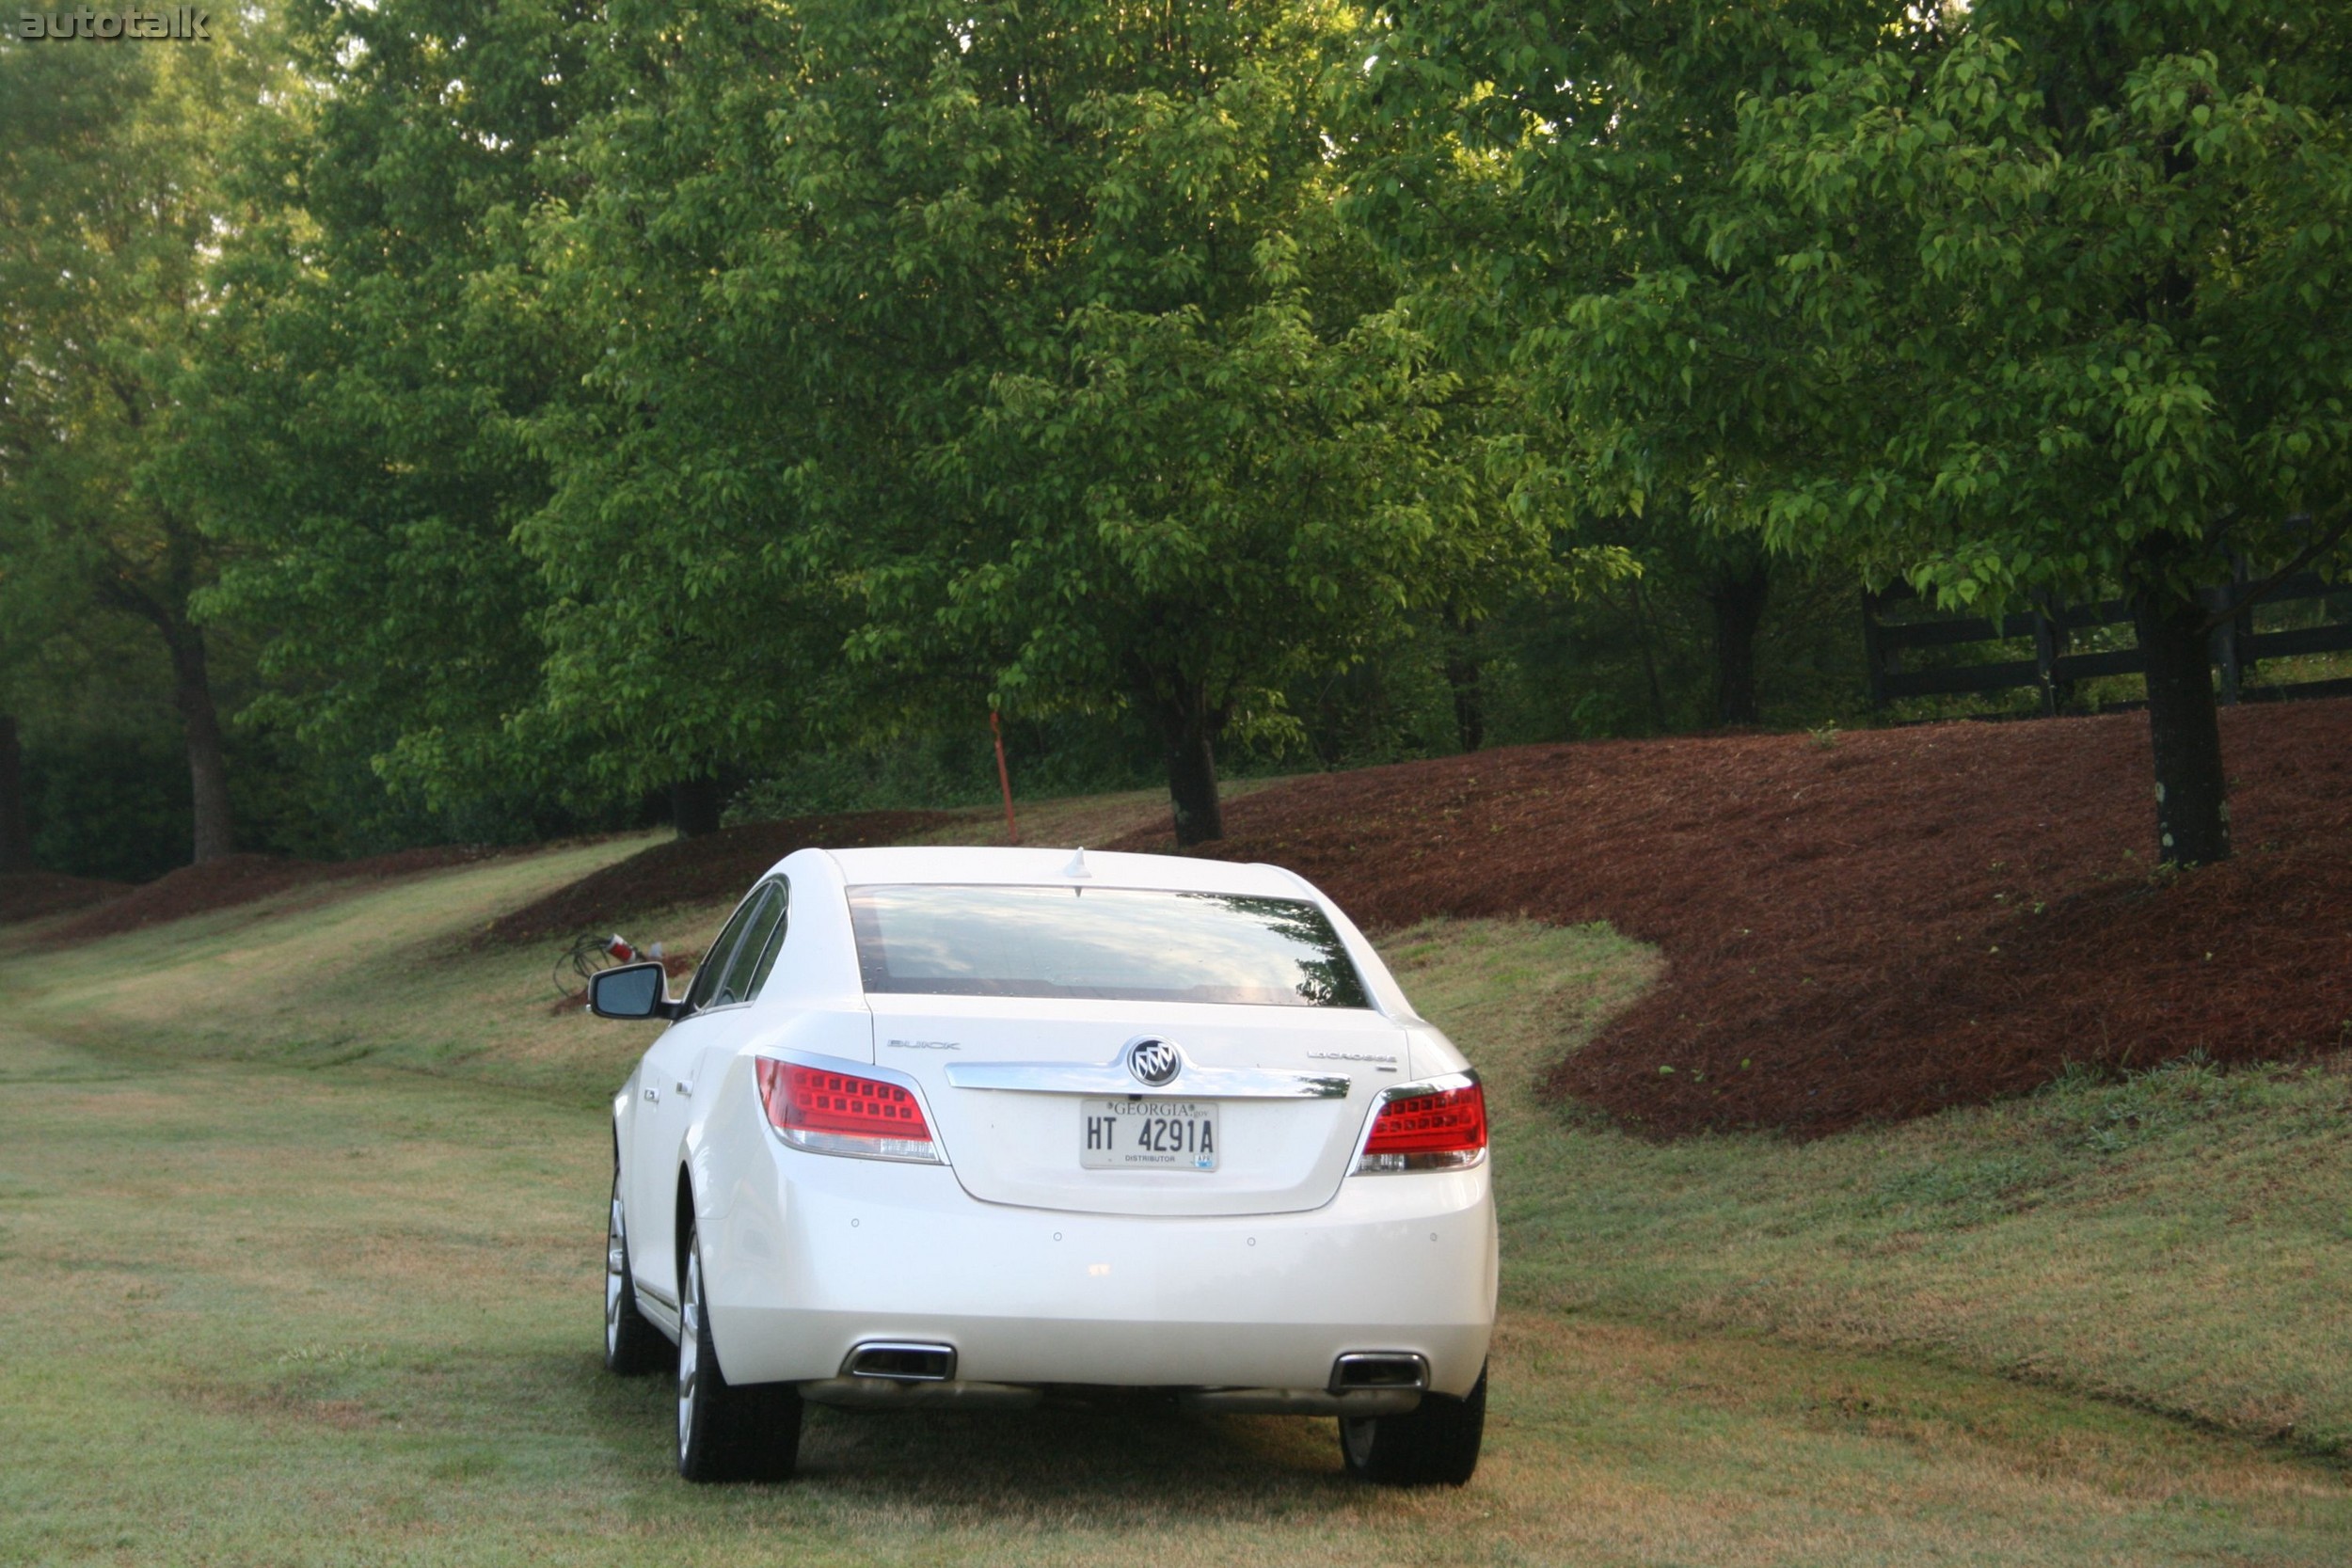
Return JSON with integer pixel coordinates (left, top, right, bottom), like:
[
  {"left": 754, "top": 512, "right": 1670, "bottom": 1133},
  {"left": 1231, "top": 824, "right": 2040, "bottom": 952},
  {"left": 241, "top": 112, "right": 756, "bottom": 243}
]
[{"left": 1080, "top": 1099, "right": 1220, "bottom": 1171}]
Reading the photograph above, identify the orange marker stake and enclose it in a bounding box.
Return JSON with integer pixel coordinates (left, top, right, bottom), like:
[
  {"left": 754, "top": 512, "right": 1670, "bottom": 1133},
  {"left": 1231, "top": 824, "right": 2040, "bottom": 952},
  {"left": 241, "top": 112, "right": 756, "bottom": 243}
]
[{"left": 990, "top": 709, "right": 1019, "bottom": 845}]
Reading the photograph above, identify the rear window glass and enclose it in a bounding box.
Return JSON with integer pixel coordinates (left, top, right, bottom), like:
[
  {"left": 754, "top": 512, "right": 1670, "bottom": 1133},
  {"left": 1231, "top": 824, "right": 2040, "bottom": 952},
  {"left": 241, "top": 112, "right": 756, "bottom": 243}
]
[{"left": 848, "top": 884, "right": 1371, "bottom": 1008}]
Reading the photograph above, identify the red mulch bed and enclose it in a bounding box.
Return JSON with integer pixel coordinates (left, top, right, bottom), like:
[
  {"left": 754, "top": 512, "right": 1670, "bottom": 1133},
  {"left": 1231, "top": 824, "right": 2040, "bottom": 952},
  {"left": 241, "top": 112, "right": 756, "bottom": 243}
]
[
  {"left": 0, "top": 870, "right": 131, "bottom": 926},
  {"left": 40, "top": 846, "right": 507, "bottom": 948},
  {"left": 479, "top": 810, "right": 965, "bottom": 947},
  {"left": 1106, "top": 700, "right": 2352, "bottom": 1138}
]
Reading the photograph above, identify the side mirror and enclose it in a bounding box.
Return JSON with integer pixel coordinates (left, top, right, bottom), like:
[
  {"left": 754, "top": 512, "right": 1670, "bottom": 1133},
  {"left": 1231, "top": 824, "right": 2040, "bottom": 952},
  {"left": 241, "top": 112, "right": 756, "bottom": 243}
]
[{"left": 589, "top": 960, "right": 678, "bottom": 1021}]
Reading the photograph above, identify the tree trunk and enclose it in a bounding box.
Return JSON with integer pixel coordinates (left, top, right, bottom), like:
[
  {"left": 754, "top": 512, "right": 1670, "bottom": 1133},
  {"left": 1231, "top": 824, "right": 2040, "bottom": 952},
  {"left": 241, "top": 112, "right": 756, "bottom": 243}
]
[
  {"left": 1443, "top": 619, "right": 1485, "bottom": 753},
  {"left": 1150, "top": 686, "right": 1226, "bottom": 847},
  {"left": 0, "top": 715, "right": 34, "bottom": 874},
  {"left": 671, "top": 775, "right": 724, "bottom": 838},
  {"left": 163, "top": 625, "right": 235, "bottom": 863},
  {"left": 2136, "top": 588, "right": 2231, "bottom": 865},
  {"left": 1629, "top": 578, "right": 1667, "bottom": 732},
  {"left": 1705, "top": 554, "right": 1772, "bottom": 727}
]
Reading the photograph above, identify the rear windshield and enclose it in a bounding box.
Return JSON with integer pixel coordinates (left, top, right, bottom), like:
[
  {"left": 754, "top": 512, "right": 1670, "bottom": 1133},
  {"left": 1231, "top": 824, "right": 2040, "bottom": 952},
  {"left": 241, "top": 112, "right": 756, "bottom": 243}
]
[{"left": 848, "top": 884, "right": 1372, "bottom": 1008}]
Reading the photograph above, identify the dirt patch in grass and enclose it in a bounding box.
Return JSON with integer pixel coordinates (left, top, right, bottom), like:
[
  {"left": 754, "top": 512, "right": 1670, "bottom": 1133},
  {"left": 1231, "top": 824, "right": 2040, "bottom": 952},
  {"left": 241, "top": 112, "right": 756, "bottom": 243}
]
[
  {"left": 1108, "top": 700, "right": 2352, "bottom": 1138},
  {"left": 40, "top": 847, "right": 512, "bottom": 948},
  {"left": 167, "top": 1374, "right": 388, "bottom": 1433},
  {"left": 0, "top": 870, "right": 130, "bottom": 925},
  {"left": 478, "top": 810, "right": 963, "bottom": 947}
]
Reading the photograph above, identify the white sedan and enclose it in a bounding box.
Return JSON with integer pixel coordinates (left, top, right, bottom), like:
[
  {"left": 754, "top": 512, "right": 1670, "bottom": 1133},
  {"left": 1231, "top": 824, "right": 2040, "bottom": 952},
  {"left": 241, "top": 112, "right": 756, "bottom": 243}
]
[{"left": 590, "top": 846, "right": 1496, "bottom": 1485}]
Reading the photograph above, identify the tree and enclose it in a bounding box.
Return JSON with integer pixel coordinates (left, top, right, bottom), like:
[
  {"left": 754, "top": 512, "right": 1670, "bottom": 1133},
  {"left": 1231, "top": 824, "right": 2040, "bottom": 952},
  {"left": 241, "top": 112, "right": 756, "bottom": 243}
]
[
  {"left": 183, "top": 0, "right": 636, "bottom": 838},
  {"left": 0, "top": 424, "right": 81, "bottom": 874},
  {"left": 534, "top": 0, "right": 1568, "bottom": 844},
  {"left": 0, "top": 714, "right": 26, "bottom": 874},
  {"left": 0, "top": 34, "right": 274, "bottom": 863},
  {"left": 1357, "top": 0, "right": 1896, "bottom": 740},
  {"left": 516, "top": 2, "right": 930, "bottom": 819},
  {"left": 1734, "top": 0, "right": 2352, "bottom": 863},
  {"left": 1616, "top": 516, "right": 1777, "bottom": 729},
  {"left": 934, "top": 241, "right": 1547, "bottom": 842}
]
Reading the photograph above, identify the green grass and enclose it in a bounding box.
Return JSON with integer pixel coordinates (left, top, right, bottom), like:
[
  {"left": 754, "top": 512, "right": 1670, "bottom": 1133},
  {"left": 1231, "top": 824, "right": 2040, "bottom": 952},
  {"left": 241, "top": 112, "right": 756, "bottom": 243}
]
[
  {"left": 6, "top": 831, "right": 673, "bottom": 1103},
  {"left": 2, "top": 838, "right": 2349, "bottom": 1564},
  {"left": 1387, "top": 919, "right": 2352, "bottom": 1453},
  {"left": 0, "top": 780, "right": 1260, "bottom": 1106}
]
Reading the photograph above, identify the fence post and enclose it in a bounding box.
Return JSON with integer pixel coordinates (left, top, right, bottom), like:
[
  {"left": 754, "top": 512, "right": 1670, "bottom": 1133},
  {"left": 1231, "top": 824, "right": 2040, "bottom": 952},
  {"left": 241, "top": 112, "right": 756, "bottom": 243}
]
[
  {"left": 2210, "top": 554, "right": 2251, "bottom": 705},
  {"left": 1861, "top": 589, "right": 1889, "bottom": 708},
  {"left": 2210, "top": 621, "right": 2240, "bottom": 706},
  {"left": 2031, "top": 597, "right": 2060, "bottom": 717}
]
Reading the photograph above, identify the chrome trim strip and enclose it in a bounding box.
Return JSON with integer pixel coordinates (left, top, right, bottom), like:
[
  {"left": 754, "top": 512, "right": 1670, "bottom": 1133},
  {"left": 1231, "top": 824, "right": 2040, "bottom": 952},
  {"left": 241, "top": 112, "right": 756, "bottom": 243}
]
[
  {"left": 634, "top": 1288, "right": 681, "bottom": 1343},
  {"left": 1367, "top": 1070, "right": 1478, "bottom": 1109},
  {"left": 944, "top": 1060, "right": 1351, "bottom": 1100}
]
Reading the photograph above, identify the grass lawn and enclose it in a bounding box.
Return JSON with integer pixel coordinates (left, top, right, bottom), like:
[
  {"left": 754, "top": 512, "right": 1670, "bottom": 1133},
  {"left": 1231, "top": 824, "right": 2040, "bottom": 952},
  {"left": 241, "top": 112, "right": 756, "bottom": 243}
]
[
  {"left": 1389, "top": 920, "right": 2352, "bottom": 1453},
  {"left": 1, "top": 824, "right": 2347, "bottom": 1564}
]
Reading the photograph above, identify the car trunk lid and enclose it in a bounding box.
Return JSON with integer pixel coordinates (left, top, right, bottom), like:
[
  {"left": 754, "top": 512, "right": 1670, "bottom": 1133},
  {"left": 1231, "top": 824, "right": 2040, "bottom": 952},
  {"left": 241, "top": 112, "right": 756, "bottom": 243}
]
[{"left": 870, "top": 996, "right": 1406, "bottom": 1216}]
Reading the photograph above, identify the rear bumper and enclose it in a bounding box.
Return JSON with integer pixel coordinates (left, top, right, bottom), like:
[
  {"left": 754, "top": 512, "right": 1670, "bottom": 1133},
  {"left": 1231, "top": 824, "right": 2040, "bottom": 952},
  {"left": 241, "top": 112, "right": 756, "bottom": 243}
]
[{"left": 694, "top": 1145, "right": 1497, "bottom": 1397}]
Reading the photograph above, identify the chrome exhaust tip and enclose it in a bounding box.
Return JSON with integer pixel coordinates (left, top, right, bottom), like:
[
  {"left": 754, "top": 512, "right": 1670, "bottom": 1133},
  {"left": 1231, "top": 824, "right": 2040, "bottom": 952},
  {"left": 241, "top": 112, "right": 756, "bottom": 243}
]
[
  {"left": 842, "top": 1341, "right": 958, "bottom": 1382},
  {"left": 1329, "top": 1352, "right": 1429, "bottom": 1395}
]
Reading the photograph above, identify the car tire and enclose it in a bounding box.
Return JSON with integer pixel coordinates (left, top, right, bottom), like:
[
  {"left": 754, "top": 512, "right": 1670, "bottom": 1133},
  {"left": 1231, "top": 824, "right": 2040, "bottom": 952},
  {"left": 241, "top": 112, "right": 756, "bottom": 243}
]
[
  {"left": 1338, "top": 1361, "right": 1486, "bottom": 1486},
  {"left": 604, "top": 1164, "right": 667, "bottom": 1375},
  {"left": 675, "top": 1220, "right": 803, "bottom": 1483}
]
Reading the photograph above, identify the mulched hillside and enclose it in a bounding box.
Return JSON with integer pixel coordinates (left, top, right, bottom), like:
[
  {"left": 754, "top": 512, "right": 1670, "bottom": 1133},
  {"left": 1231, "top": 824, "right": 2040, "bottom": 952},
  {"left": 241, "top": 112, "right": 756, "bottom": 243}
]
[
  {"left": 479, "top": 810, "right": 963, "bottom": 946},
  {"left": 40, "top": 847, "right": 506, "bottom": 947},
  {"left": 1109, "top": 701, "right": 2352, "bottom": 1138},
  {"left": 0, "top": 870, "right": 129, "bottom": 926}
]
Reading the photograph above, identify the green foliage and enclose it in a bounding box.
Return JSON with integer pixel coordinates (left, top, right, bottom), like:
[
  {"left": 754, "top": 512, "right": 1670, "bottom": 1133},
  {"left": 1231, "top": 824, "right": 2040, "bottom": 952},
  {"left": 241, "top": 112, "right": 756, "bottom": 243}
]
[
  {"left": 1358, "top": 0, "right": 1907, "bottom": 578},
  {"left": 19, "top": 730, "right": 189, "bottom": 882},
  {"left": 186, "top": 0, "right": 627, "bottom": 818},
  {"left": 17, "top": 0, "right": 2352, "bottom": 863},
  {"left": 1359, "top": 0, "right": 2352, "bottom": 862},
  {"left": 0, "top": 22, "right": 285, "bottom": 859},
  {"left": 1731, "top": 0, "right": 2352, "bottom": 612},
  {"left": 527, "top": 0, "right": 1578, "bottom": 828},
  {"left": 0, "top": 35, "right": 222, "bottom": 599}
]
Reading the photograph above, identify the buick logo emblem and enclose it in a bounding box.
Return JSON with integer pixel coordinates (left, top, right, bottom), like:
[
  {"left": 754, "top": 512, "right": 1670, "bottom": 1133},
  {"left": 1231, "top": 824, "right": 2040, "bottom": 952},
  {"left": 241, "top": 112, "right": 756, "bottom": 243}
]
[{"left": 1125, "top": 1037, "right": 1183, "bottom": 1088}]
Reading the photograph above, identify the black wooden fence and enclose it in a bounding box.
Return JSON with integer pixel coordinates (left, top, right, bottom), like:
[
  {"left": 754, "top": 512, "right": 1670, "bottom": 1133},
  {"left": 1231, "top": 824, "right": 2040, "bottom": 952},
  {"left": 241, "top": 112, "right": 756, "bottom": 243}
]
[{"left": 1863, "top": 568, "right": 2352, "bottom": 714}]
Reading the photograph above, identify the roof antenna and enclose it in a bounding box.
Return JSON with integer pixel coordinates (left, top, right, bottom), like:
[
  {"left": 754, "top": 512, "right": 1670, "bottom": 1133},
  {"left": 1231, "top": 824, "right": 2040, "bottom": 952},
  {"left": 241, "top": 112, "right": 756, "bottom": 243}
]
[{"left": 1062, "top": 847, "right": 1091, "bottom": 879}]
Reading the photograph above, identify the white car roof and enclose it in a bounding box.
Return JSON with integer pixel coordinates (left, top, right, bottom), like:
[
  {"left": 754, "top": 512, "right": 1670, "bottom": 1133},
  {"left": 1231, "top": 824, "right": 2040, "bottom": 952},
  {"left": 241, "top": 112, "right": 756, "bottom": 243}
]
[{"left": 818, "top": 845, "right": 1315, "bottom": 900}]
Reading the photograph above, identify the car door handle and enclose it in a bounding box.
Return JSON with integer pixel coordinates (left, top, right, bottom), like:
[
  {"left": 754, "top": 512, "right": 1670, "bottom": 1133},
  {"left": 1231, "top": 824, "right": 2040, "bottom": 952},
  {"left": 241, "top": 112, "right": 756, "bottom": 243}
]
[
  {"left": 675, "top": 1081, "right": 691, "bottom": 1098},
  {"left": 643, "top": 1086, "right": 660, "bottom": 1103}
]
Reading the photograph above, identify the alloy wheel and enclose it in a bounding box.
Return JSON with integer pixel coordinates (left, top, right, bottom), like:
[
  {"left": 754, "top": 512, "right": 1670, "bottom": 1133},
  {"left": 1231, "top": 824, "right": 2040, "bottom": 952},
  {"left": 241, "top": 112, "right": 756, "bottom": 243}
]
[
  {"left": 676, "top": 1247, "right": 703, "bottom": 1460},
  {"left": 605, "top": 1185, "right": 628, "bottom": 1358}
]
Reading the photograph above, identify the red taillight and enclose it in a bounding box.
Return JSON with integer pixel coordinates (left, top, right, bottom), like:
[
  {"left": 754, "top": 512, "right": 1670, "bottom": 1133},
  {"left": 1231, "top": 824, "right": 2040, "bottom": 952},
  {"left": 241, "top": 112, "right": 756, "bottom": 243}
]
[
  {"left": 755, "top": 1060, "right": 940, "bottom": 1163},
  {"left": 1356, "top": 1080, "right": 1486, "bottom": 1173}
]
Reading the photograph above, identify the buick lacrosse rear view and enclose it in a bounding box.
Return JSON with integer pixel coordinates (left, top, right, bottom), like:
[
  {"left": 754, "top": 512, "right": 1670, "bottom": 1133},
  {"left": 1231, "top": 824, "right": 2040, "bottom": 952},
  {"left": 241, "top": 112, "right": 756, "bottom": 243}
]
[{"left": 590, "top": 846, "right": 1497, "bottom": 1485}]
